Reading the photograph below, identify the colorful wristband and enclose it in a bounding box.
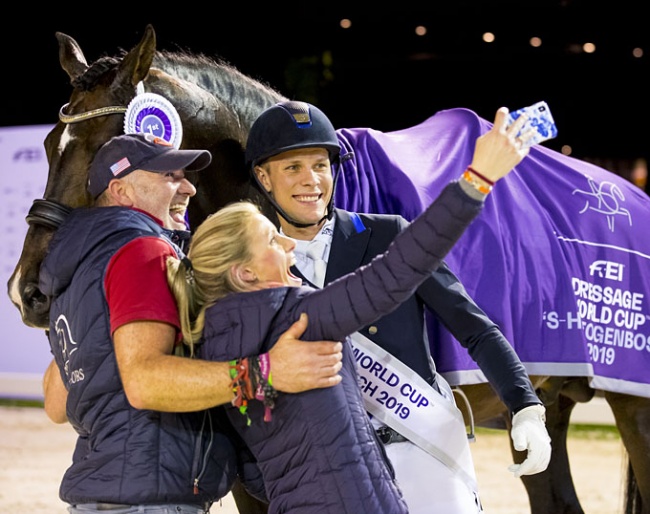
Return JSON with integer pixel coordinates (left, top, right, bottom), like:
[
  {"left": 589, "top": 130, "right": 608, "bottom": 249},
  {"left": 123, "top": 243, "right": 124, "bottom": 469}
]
[{"left": 462, "top": 170, "right": 492, "bottom": 195}]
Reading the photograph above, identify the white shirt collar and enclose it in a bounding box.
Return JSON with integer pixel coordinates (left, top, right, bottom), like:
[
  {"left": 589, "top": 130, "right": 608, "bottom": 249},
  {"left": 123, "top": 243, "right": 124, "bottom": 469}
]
[{"left": 283, "top": 217, "right": 336, "bottom": 275}]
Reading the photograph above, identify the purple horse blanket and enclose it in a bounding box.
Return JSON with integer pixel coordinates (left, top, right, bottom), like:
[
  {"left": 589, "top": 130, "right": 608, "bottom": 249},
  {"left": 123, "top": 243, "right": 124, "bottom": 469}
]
[{"left": 335, "top": 107, "right": 650, "bottom": 398}]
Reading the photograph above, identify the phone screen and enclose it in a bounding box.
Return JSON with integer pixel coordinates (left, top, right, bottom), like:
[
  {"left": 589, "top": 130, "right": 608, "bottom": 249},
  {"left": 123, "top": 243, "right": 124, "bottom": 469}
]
[{"left": 507, "top": 101, "right": 558, "bottom": 149}]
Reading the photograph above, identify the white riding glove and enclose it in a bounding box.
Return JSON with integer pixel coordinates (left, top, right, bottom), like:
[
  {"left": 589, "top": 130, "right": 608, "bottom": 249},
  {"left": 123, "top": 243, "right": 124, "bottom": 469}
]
[{"left": 507, "top": 404, "right": 552, "bottom": 478}]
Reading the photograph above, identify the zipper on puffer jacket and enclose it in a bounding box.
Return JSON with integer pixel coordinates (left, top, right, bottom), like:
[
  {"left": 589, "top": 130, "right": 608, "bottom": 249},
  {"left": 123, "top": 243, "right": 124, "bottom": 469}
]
[{"left": 191, "top": 409, "right": 214, "bottom": 494}]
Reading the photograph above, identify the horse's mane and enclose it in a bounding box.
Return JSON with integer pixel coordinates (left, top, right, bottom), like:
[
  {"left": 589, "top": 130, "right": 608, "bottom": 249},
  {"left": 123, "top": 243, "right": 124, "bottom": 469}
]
[
  {"left": 154, "top": 50, "right": 283, "bottom": 100},
  {"left": 152, "top": 50, "right": 287, "bottom": 128},
  {"left": 71, "top": 48, "right": 286, "bottom": 129}
]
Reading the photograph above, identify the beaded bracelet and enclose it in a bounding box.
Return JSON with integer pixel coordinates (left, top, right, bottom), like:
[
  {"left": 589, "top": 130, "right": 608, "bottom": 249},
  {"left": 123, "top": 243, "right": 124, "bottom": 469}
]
[
  {"left": 229, "top": 353, "right": 278, "bottom": 424},
  {"left": 251, "top": 352, "right": 277, "bottom": 422},
  {"left": 462, "top": 170, "right": 492, "bottom": 195},
  {"left": 229, "top": 357, "right": 255, "bottom": 425}
]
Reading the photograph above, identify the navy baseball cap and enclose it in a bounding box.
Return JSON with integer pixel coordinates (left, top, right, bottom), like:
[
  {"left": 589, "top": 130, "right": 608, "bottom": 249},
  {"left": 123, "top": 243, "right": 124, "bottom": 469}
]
[{"left": 88, "top": 133, "right": 212, "bottom": 198}]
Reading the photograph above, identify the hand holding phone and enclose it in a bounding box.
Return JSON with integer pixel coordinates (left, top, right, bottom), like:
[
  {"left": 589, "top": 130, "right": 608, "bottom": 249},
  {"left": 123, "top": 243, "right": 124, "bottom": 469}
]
[{"left": 507, "top": 101, "right": 558, "bottom": 149}]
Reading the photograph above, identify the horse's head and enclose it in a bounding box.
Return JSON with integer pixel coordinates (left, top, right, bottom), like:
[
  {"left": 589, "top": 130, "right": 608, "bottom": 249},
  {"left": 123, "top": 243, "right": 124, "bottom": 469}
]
[
  {"left": 9, "top": 24, "right": 284, "bottom": 329},
  {"left": 7, "top": 26, "right": 157, "bottom": 328}
]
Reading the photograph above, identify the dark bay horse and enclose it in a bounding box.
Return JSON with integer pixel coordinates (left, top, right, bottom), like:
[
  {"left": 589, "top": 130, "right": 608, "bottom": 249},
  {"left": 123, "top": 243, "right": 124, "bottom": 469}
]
[{"left": 7, "top": 25, "right": 650, "bottom": 514}]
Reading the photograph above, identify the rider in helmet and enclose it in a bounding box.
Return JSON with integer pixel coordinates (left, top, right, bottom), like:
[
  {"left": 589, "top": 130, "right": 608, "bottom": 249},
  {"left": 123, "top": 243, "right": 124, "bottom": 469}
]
[
  {"left": 246, "top": 100, "right": 346, "bottom": 229},
  {"left": 245, "top": 100, "right": 550, "bottom": 514}
]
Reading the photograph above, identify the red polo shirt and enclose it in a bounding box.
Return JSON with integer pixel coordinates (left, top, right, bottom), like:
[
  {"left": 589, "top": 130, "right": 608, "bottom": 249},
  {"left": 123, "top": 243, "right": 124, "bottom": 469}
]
[{"left": 104, "top": 236, "right": 180, "bottom": 336}]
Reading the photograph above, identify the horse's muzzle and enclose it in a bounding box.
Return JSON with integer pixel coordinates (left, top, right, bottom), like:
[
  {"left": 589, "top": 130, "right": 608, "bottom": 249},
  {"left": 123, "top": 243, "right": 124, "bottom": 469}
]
[{"left": 18, "top": 282, "right": 51, "bottom": 329}]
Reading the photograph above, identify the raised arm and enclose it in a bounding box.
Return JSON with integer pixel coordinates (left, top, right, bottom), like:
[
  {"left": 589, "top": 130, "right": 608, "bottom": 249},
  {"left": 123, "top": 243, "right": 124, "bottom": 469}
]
[{"left": 299, "top": 108, "right": 529, "bottom": 342}]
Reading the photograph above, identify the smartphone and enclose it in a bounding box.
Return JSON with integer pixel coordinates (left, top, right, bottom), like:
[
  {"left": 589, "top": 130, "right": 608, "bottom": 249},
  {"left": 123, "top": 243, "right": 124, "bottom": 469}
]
[{"left": 507, "top": 101, "right": 558, "bottom": 149}]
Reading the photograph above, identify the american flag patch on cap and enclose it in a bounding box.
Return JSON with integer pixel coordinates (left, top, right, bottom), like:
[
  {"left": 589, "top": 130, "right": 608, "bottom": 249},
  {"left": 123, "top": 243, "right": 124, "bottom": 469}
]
[{"left": 110, "top": 157, "right": 131, "bottom": 176}]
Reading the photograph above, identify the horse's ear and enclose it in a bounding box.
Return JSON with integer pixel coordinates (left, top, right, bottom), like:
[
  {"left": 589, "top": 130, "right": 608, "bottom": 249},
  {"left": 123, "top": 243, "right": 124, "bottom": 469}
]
[
  {"left": 114, "top": 24, "right": 156, "bottom": 89},
  {"left": 56, "top": 31, "right": 88, "bottom": 83}
]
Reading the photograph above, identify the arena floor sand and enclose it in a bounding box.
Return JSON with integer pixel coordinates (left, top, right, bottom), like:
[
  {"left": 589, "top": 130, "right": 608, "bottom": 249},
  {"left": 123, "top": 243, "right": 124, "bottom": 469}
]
[{"left": 0, "top": 405, "right": 625, "bottom": 513}]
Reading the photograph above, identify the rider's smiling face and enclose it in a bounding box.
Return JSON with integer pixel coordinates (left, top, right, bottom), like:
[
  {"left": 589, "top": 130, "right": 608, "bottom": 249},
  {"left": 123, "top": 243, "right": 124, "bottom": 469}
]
[{"left": 254, "top": 147, "right": 333, "bottom": 232}]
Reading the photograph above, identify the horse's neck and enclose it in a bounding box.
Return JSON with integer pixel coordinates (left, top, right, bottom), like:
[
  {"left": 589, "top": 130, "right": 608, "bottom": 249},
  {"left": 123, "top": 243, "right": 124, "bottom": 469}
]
[
  {"left": 148, "top": 55, "right": 286, "bottom": 131},
  {"left": 143, "top": 69, "right": 219, "bottom": 126}
]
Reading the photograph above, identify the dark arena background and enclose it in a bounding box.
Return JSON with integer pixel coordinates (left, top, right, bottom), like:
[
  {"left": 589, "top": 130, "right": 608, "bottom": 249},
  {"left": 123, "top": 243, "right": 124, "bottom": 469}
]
[
  {"left": 0, "top": 4, "right": 645, "bottom": 513},
  {"left": 4, "top": 0, "right": 649, "bottom": 192}
]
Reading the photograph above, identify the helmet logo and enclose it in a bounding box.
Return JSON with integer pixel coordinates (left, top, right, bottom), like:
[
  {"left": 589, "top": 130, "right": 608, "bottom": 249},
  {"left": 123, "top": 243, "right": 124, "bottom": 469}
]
[
  {"left": 280, "top": 101, "right": 313, "bottom": 128},
  {"left": 292, "top": 113, "right": 311, "bottom": 124}
]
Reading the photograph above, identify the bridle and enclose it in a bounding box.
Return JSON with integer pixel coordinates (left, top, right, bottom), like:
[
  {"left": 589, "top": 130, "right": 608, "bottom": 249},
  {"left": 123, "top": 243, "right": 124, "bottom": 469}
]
[
  {"left": 58, "top": 102, "right": 127, "bottom": 124},
  {"left": 26, "top": 102, "right": 128, "bottom": 230},
  {"left": 25, "top": 199, "right": 73, "bottom": 230}
]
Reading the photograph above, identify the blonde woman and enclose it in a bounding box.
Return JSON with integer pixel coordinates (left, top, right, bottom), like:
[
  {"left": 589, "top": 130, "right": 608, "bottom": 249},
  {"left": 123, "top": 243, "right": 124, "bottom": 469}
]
[{"left": 166, "top": 107, "right": 533, "bottom": 514}]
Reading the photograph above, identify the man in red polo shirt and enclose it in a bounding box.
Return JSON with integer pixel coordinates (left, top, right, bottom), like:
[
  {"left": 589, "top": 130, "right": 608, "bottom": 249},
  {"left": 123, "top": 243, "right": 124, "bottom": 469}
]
[{"left": 41, "top": 133, "right": 342, "bottom": 513}]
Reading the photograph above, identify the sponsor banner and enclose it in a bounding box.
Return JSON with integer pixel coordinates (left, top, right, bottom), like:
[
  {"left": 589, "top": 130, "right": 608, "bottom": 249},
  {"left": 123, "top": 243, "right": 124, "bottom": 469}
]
[{"left": 1, "top": 124, "right": 54, "bottom": 399}]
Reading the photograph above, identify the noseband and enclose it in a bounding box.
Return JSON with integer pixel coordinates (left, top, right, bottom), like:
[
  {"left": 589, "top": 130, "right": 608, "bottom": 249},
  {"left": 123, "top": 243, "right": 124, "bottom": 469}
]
[{"left": 26, "top": 199, "right": 73, "bottom": 230}]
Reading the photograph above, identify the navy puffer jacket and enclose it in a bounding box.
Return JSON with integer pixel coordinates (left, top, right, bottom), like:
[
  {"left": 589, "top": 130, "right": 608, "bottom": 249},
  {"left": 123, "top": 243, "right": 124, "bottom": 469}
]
[
  {"left": 199, "top": 181, "right": 484, "bottom": 513},
  {"left": 39, "top": 207, "right": 237, "bottom": 506}
]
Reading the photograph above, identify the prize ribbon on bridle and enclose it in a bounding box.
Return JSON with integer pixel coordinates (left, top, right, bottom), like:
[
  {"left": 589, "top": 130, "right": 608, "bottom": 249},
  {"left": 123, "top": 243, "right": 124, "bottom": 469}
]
[{"left": 124, "top": 82, "right": 183, "bottom": 148}]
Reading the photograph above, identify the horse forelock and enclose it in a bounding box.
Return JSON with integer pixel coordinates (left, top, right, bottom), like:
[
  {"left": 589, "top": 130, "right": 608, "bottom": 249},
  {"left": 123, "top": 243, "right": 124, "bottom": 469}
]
[{"left": 71, "top": 54, "right": 123, "bottom": 91}]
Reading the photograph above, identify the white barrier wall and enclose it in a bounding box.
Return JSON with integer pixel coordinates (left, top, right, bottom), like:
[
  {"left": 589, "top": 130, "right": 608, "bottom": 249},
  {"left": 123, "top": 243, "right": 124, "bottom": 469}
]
[{"left": 1, "top": 124, "right": 54, "bottom": 400}]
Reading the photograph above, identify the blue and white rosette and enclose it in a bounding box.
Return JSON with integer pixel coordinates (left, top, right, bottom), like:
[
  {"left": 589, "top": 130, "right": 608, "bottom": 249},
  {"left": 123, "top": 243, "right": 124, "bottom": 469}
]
[{"left": 124, "top": 91, "right": 183, "bottom": 148}]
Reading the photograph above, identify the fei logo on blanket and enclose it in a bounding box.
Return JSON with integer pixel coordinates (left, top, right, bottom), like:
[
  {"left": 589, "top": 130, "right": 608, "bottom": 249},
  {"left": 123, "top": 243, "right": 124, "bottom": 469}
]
[{"left": 589, "top": 260, "right": 624, "bottom": 282}]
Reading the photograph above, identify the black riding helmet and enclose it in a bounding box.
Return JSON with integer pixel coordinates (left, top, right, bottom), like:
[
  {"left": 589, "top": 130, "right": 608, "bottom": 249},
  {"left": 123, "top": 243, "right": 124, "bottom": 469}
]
[{"left": 246, "top": 100, "right": 344, "bottom": 228}]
